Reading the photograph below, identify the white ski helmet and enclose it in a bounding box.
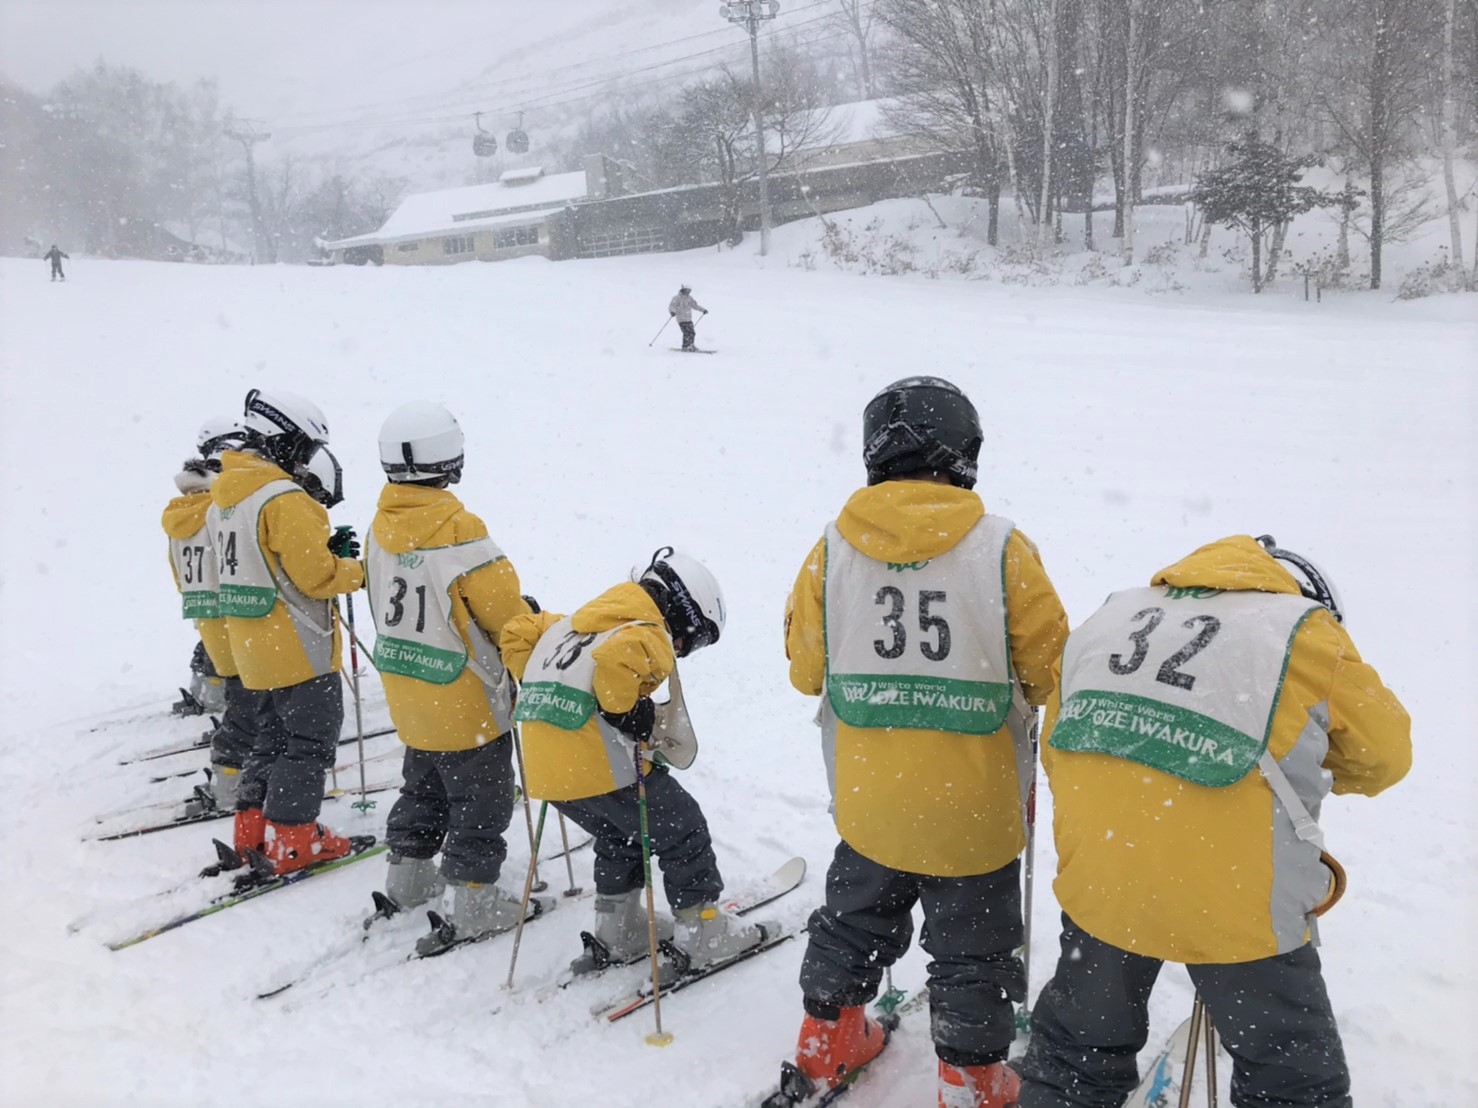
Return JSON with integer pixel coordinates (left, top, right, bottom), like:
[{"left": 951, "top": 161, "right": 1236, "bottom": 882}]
[
  {"left": 378, "top": 401, "right": 465, "bottom": 484},
  {"left": 241, "top": 388, "right": 330, "bottom": 471},
  {"left": 1256, "top": 535, "right": 1344, "bottom": 623},
  {"left": 633, "top": 546, "right": 726, "bottom": 657},
  {"left": 197, "top": 416, "right": 245, "bottom": 460},
  {"left": 297, "top": 444, "right": 344, "bottom": 508}
]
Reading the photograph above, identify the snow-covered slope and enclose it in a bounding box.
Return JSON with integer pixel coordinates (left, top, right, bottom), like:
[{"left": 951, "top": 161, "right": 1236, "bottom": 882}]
[{"left": 0, "top": 250, "right": 1472, "bottom": 1106}]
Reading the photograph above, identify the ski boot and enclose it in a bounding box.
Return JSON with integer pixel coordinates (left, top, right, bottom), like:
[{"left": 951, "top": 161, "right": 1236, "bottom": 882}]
[
  {"left": 668, "top": 902, "right": 771, "bottom": 974},
  {"left": 415, "top": 881, "right": 536, "bottom": 958},
  {"left": 199, "top": 806, "right": 264, "bottom": 877},
  {"left": 262, "top": 819, "right": 353, "bottom": 876},
  {"left": 938, "top": 1060, "right": 1020, "bottom": 1108},
  {"left": 570, "top": 889, "right": 673, "bottom": 976},
  {"left": 365, "top": 855, "right": 445, "bottom": 930},
  {"left": 209, "top": 765, "right": 240, "bottom": 810},
  {"left": 797, "top": 1002, "right": 889, "bottom": 1091}
]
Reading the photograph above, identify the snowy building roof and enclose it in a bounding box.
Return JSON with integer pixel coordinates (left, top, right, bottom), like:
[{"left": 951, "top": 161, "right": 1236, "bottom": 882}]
[{"left": 326, "top": 167, "right": 588, "bottom": 250}]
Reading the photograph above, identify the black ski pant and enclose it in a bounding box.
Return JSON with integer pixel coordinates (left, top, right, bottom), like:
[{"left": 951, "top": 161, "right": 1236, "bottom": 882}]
[
  {"left": 678, "top": 320, "right": 696, "bottom": 349},
  {"left": 50, "top": 260, "right": 64, "bottom": 280},
  {"left": 235, "top": 672, "right": 343, "bottom": 825},
  {"left": 799, "top": 841, "right": 1025, "bottom": 1067},
  {"left": 554, "top": 766, "right": 721, "bottom": 910},
  {"left": 209, "top": 676, "right": 256, "bottom": 770},
  {"left": 1016, "top": 915, "right": 1351, "bottom": 1108},
  {"left": 386, "top": 739, "right": 516, "bottom": 885}
]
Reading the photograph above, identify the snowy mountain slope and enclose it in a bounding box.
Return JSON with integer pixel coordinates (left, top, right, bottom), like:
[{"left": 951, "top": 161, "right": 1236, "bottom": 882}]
[{"left": 0, "top": 250, "right": 1472, "bottom": 1106}]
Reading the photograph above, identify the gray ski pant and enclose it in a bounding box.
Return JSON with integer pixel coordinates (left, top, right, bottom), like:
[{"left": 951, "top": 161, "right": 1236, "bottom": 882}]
[
  {"left": 209, "top": 676, "right": 256, "bottom": 771},
  {"left": 386, "top": 739, "right": 516, "bottom": 885},
  {"left": 1016, "top": 915, "right": 1351, "bottom": 1108},
  {"left": 554, "top": 766, "right": 722, "bottom": 910},
  {"left": 799, "top": 841, "right": 1025, "bottom": 1067},
  {"left": 235, "top": 672, "right": 343, "bottom": 825}
]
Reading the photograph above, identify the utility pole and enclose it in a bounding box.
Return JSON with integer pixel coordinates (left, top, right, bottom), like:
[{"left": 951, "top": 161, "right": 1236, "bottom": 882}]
[
  {"left": 720, "top": 1, "right": 780, "bottom": 256},
  {"left": 225, "top": 119, "right": 271, "bottom": 263}
]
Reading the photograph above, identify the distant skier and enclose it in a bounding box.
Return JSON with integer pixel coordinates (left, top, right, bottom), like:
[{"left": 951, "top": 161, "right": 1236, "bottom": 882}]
[
  {"left": 779, "top": 376, "right": 1068, "bottom": 1108},
  {"left": 1016, "top": 535, "right": 1411, "bottom": 1108},
  {"left": 162, "top": 418, "right": 255, "bottom": 809},
  {"left": 209, "top": 388, "right": 366, "bottom": 876},
  {"left": 500, "top": 547, "right": 775, "bottom": 977},
  {"left": 44, "top": 245, "right": 68, "bottom": 281},
  {"left": 668, "top": 284, "right": 706, "bottom": 351},
  {"left": 364, "top": 402, "right": 536, "bottom": 954}
]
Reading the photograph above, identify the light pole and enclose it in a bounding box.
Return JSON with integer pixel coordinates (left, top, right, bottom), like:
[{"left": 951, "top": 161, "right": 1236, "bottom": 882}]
[{"left": 720, "top": 1, "right": 779, "bottom": 256}]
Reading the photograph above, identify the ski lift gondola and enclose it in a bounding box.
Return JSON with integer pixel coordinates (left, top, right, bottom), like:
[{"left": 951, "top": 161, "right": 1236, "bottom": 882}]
[
  {"left": 506, "top": 111, "right": 530, "bottom": 155},
  {"left": 472, "top": 112, "right": 498, "bottom": 158}
]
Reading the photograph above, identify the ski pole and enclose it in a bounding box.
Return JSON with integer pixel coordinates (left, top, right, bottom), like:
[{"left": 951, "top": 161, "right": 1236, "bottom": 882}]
[
  {"left": 510, "top": 723, "right": 545, "bottom": 892},
  {"left": 647, "top": 316, "right": 673, "bottom": 347},
  {"left": 636, "top": 740, "right": 672, "bottom": 1046},
  {"left": 1020, "top": 708, "right": 1040, "bottom": 1028},
  {"left": 1178, "top": 995, "right": 1206, "bottom": 1108},
  {"left": 504, "top": 800, "right": 549, "bottom": 990},
  {"left": 345, "top": 595, "right": 374, "bottom": 813},
  {"left": 1203, "top": 1004, "right": 1219, "bottom": 1107},
  {"left": 556, "top": 811, "right": 582, "bottom": 897}
]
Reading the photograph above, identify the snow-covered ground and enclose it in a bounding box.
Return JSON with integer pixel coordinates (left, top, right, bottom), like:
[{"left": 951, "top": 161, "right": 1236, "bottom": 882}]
[{"left": 0, "top": 245, "right": 1473, "bottom": 1107}]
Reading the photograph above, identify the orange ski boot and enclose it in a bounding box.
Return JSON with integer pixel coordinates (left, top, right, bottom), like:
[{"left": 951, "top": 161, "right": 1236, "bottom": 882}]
[
  {"left": 794, "top": 1003, "right": 889, "bottom": 1091},
  {"left": 263, "top": 819, "right": 352, "bottom": 876},
  {"left": 938, "top": 1059, "right": 1021, "bottom": 1108},
  {"left": 233, "top": 807, "right": 265, "bottom": 858}
]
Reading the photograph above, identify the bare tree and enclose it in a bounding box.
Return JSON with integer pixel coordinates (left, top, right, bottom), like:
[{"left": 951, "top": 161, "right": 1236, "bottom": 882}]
[
  {"left": 835, "top": 0, "right": 878, "bottom": 99},
  {"left": 1440, "top": 0, "right": 1469, "bottom": 283}
]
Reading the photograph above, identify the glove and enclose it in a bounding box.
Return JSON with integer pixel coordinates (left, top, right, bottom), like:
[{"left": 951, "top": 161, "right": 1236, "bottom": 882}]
[
  {"left": 522, "top": 594, "right": 541, "bottom": 614},
  {"left": 328, "top": 525, "right": 360, "bottom": 560},
  {"left": 600, "top": 696, "right": 655, "bottom": 743}
]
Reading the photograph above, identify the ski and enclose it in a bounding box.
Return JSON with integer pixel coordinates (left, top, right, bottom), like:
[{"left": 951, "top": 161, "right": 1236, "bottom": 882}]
[
  {"left": 669, "top": 347, "right": 717, "bottom": 354},
  {"left": 89, "top": 780, "right": 401, "bottom": 842},
  {"left": 119, "top": 724, "right": 396, "bottom": 766},
  {"left": 412, "top": 895, "right": 558, "bottom": 960},
  {"left": 757, "top": 989, "right": 930, "bottom": 1107},
  {"left": 1125, "top": 1015, "right": 1206, "bottom": 1108},
  {"left": 107, "top": 840, "right": 388, "bottom": 951},
  {"left": 594, "top": 856, "right": 807, "bottom": 1022}
]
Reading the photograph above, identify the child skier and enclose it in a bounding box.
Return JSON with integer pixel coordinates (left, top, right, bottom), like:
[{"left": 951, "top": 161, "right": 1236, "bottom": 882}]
[
  {"left": 161, "top": 417, "right": 253, "bottom": 808},
  {"left": 364, "top": 402, "right": 535, "bottom": 954},
  {"left": 44, "top": 244, "right": 68, "bottom": 281},
  {"left": 668, "top": 285, "right": 706, "bottom": 351},
  {"left": 780, "top": 376, "right": 1068, "bottom": 1108},
  {"left": 208, "top": 388, "right": 366, "bottom": 876},
  {"left": 1016, "top": 535, "right": 1411, "bottom": 1108},
  {"left": 499, "top": 548, "right": 772, "bottom": 976}
]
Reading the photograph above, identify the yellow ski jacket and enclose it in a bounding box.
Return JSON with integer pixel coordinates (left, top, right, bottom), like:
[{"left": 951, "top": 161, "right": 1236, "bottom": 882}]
[
  {"left": 369, "top": 484, "right": 530, "bottom": 751},
  {"left": 785, "top": 481, "right": 1069, "bottom": 877},
  {"left": 501, "top": 582, "right": 675, "bottom": 800},
  {"left": 210, "top": 451, "right": 363, "bottom": 691},
  {"left": 161, "top": 488, "right": 237, "bottom": 679},
  {"left": 1042, "top": 535, "right": 1412, "bottom": 963}
]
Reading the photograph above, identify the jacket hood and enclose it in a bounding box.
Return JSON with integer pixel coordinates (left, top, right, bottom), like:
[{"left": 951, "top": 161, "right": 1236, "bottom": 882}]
[
  {"left": 372, "top": 483, "right": 465, "bottom": 554},
  {"left": 211, "top": 450, "right": 294, "bottom": 508},
  {"left": 836, "top": 481, "right": 986, "bottom": 563},
  {"left": 572, "top": 582, "right": 665, "bottom": 635},
  {"left": 161, "top": 491, "right": 212, "bottom": 539},
  {"left": 1151, "top": 535, "right": 1305, "bottom": 595}
]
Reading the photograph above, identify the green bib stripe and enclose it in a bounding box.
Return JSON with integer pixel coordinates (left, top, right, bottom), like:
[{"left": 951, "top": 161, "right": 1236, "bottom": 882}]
[
  {"left": 373, "top": 636, "right": 469, "bottom": 685},
  {"left": 1049, "top": 587, "right": 1318, "bottom": 788},
  {"left": 217, "top": 582, "right": 276, "bottom": 618},
  {"left": 514, "top": 682, "right": 599, "bottom": 729},
  {"left": 181, "top": 590, "right": 219, "bottom": 620},
  {"left": 823, "top": 514, "right": 1016, "bottom": 736}
]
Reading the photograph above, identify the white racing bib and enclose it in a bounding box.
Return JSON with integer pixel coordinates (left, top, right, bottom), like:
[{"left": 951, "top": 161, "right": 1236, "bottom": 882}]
[
  {"left": 515, "top": 617, "right": 648, "bottom": 730},
  {"left": 170, "top": 522, "right": 220, "bottom": 620},
  {"left": 823, "top": 514, "right": 1015, "bottom": 735},
  {"left": 206, "top": 480, "right": 332, "bottom": 638},
  {"left": 1050, "top": 586, "right": 1320, "bottom": 787},
  {"left": 366, "top": 533, "right": 511, "bottom": 706}
]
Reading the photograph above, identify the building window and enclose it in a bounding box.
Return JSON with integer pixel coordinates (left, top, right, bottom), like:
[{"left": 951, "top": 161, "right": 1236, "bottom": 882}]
[
  {"left": 396, "top": 243, "right": 418, "bottom": 253},
  {"left": 442, "top": 234, "right": 474, "bottom": 255},
  {"left": 579, "top": 226, "right": 665, "bottom": 258},
  {"left": 493, "top": 225, "right": 539, "bottom": 249}
]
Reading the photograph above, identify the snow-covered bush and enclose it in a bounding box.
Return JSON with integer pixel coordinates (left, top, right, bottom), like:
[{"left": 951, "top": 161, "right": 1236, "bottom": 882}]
[{"left": 1395, "top": 251, "right": 1472, "bottom": 299}]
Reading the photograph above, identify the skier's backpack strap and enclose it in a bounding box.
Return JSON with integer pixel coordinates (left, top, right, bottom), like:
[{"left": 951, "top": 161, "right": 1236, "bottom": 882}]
[{"left": 1258, "top": 751, "right": 1324, "bottom": 849}]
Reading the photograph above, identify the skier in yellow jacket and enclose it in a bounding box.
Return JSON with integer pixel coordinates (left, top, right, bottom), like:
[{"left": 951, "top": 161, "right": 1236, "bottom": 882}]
[
  {"left": 1016, "top": 535, "right": 1411, "bottom": 1108},
  {"left": 781, "top": 376, "right": 1068, "bottom": 1108},
  {"left": 364, "top": 402, "right": 535, "bottom": 954},
  {"left": 499, "top": 548, "right": 775, "bottom": 977},
  {"left": 209, "top": 389, "right": 366, "bottom": 876},
  {"left": 162, "top": 417, "right": 253, "bottom": 809}
]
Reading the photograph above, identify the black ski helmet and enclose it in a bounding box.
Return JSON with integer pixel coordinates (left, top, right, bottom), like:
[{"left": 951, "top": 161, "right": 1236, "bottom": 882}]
[{"left": 862, "top": 376, "right": 982, "bottom": 490}]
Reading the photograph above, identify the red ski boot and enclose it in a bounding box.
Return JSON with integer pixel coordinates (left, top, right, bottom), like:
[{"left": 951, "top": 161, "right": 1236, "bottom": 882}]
[
  {"left": 263, "top": 820, "right": 352, "bottom": 876},
  {"left": 938, "top": 1059, "right": 1020, "bottom": 1108},
  {"left": 794, "top": 1005, "right": 888, "bottom": 1090},
  {"left": 233, "top": 807, "right": 265, "bottom": 858}
]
